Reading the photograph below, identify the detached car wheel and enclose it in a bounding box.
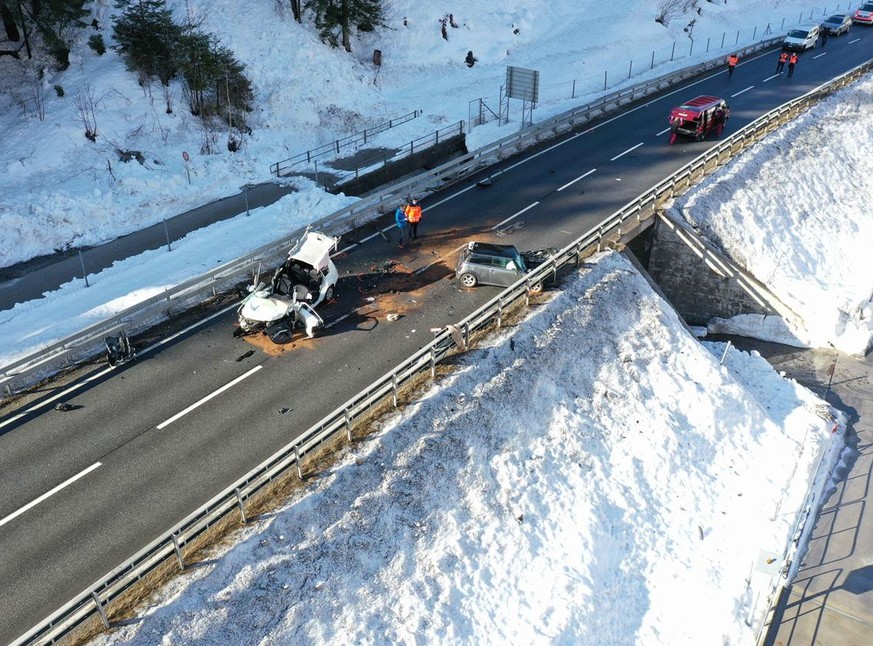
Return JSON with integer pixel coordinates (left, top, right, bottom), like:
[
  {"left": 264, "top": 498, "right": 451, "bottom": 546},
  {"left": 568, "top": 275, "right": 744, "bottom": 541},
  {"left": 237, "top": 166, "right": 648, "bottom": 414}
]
[
  {"left": 528, "top": 281, "right": 544, "bottom": 294},
  {"left": 459, "top": 272, "right": 478, "bottom": 288}
]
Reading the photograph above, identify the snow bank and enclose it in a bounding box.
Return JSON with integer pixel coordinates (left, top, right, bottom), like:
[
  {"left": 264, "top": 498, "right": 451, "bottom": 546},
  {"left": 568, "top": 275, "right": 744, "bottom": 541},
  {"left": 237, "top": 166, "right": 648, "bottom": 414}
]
[{"left": 90, "top": 252, "right": 842, "bottom": 646}]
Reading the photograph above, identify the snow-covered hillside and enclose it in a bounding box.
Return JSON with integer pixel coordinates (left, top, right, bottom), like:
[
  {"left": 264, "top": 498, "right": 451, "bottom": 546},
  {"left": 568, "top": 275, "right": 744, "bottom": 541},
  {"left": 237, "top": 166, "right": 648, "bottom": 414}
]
[
  {"left": 89, "top": 251, "right": 845, "bottom": 646},
  {"left": 0, "top": 0, "right": 847, "bottom": 267}
]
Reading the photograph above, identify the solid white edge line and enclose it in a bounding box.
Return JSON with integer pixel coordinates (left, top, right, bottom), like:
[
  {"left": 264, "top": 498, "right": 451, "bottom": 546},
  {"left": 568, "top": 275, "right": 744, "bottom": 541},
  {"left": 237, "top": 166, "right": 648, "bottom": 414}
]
[
  {"left": 0, "top": 462, "right": 102, "bottom": 528},
  {"left": 610, "top": 142, "right": 644, "bottom": 161},
  {"left": 731, "top": 86, "right": 754, "bottom": 97},
  {"left": 325, "top": 312, "right": 351, "bottom": 329},
  {"left": 557, "top": 168, "right": 597, "bottom": 192},
  {"left": 156, "top": 365, "right": 262, "bottom": 430},
  {"left": 491, "top": 202, "right": 540, "bottom": 230}
]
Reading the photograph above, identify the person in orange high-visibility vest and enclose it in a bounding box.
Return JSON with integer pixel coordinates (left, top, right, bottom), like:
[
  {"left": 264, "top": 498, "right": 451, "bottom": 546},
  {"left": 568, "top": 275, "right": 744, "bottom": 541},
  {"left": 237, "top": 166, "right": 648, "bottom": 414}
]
[
  {"left": 404, "top": 198, "right": 423, "bottom": 240},
  {"left": 788, "top": 52, "right": 798, "bottom": 77},
  {"left": 727, "top": 53, "right": 739, "bottom": 77},
  {"left": 776, "top": 50, "right": 789, "bottom": 74}
]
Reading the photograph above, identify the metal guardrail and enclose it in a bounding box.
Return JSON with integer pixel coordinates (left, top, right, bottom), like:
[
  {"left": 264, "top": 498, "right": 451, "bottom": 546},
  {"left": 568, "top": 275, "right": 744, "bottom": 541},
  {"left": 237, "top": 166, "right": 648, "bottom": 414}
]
[
  {"left": 14, "top": 54, "right": 873, "bottom": 646},
  {"left": 0, "top": 37, "right": 787, "bottom": 402},
  {"left": 330, "top": 120, "right": 465, "bottom": 187},
  {"left": 269, "top": 110, "right": 421, "bottom": 177}
]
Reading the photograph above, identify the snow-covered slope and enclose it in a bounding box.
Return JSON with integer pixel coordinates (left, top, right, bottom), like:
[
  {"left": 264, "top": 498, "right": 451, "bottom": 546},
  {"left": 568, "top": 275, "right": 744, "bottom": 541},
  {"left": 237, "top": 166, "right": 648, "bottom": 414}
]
[
  {"left": 89, "top": 251, "right": 843, "bottom": 646},
  {"left": 0, "top": 0, "right": 838, "bottom": 267}
]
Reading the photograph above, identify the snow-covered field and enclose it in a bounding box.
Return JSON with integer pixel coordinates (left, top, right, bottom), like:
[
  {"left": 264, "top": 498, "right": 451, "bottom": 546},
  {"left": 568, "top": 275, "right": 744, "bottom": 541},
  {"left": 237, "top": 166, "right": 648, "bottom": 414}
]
[{"left": 89, "top": 251, "right": 845, "bottom": 646}]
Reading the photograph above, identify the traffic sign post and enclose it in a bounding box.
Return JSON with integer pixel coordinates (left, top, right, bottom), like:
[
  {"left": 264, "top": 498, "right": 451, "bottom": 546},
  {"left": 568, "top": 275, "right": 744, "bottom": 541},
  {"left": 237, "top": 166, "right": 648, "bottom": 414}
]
[{"left": 182, "top": 151, "right": 190, "bottom": 185}]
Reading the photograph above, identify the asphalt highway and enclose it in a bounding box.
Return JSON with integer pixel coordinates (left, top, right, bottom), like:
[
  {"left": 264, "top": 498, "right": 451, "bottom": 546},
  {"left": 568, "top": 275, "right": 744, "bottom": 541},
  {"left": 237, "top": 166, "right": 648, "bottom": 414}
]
[{"left": 1, "top": 31, "right": 871, "bottom": 645}]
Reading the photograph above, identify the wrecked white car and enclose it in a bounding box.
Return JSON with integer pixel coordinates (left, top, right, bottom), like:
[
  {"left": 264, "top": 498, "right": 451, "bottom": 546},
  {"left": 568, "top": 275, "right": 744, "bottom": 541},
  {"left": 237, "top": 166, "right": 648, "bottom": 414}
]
[{"left": 235, "top": 230, "right": 339, "bottom": 343}]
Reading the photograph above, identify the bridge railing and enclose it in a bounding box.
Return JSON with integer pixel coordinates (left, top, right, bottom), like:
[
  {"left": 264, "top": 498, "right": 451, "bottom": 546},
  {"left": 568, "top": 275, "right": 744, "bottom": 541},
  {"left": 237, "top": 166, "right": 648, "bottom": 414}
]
[{"left": 13, "top": 55, "right": 873, "bottom": 646}]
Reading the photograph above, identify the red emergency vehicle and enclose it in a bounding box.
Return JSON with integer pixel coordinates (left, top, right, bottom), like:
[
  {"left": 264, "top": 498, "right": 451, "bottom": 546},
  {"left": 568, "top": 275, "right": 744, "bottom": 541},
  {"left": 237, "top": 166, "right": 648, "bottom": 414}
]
[{"left": 668, "top": 95, "right": 730, "bottom": 144}]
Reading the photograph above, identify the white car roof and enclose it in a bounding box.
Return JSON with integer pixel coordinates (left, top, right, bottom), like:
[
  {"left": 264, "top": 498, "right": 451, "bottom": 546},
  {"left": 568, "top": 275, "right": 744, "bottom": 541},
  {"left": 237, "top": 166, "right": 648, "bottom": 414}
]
[{"left": 288, "top": 231, "right": 338, "bottom": 271}]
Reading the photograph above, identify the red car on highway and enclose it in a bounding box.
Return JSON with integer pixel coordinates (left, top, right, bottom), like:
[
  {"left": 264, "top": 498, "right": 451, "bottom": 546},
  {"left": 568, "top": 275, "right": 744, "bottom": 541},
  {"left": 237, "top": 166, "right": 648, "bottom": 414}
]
[{"left": 667, "top": 95, "right": 730, "bottom": 145}]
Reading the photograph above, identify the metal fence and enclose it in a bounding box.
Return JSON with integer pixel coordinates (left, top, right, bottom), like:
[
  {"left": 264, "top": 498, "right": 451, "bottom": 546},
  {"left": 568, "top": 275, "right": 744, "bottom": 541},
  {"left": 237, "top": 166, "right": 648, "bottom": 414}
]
[
  {"left": 468, "top": 2, "right": 862, "bottom": 127},
  {"left": 311, "top": 120, "right": 466, "bottom": 191},
  {"left": 269, "top": 110, "right": 421, "bottom": 177},
  {"left": 13, "top": 52, "right": 873, "bottom": 646}
]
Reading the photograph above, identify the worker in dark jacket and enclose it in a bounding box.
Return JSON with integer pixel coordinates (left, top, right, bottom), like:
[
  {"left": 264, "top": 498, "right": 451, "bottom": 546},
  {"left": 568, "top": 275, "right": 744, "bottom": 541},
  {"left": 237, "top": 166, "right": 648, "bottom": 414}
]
[{"left": 395, "top": 205, "right": 409, "bottom": 247}]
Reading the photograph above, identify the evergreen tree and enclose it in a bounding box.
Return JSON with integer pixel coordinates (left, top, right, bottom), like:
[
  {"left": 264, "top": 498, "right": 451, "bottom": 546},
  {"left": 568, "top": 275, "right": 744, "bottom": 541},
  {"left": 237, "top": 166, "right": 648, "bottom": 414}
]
[
  {"left": 304, "top": 0, "right": 382, "bottom": 52},
  {"left": 0, "top": 0, "right": 91, "bottom": 67},
  {"left": 174, "top": 29, "right": 219, "bottom": 116},
  {"left": 112, "top": 0, "right": 180, "bottom": 85},
  {"left": 175, "top": 28, "right": 252, "bottom": 124}
]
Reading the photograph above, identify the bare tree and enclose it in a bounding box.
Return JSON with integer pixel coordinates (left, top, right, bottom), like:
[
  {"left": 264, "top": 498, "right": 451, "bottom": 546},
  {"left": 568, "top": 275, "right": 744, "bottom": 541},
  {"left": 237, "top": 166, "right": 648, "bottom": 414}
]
[
  {"left": 656, "top": 0, "right": 697, "bottom": 26},
  {"left": 290, "top": 0, "right": 302, "bottom": 22},
  {"left": 31, "top": 79, "right": 45, "bottom": 120},
  {"left": 74, "top": 83, "right": 99, "bottom": 141}
]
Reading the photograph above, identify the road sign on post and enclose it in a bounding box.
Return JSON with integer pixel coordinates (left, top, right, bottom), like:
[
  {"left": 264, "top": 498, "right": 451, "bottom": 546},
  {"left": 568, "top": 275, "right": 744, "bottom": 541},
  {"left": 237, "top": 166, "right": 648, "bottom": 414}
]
[
  {"left": 182, "top": 151, "right": 191, "bottom": 185},
  {"left": 505, "top": 66, "right": 540, "bottom": 126},
  {"left": 506, "top": 66, "right": 539, "bottom": 103}
]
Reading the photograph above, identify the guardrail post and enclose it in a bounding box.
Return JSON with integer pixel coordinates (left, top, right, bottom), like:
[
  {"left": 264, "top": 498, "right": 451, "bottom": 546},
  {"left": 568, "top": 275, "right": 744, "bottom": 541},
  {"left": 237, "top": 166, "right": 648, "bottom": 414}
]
[
  {"left": 163, "top": 219, "right": 172, "bottom": 252},
  {"left": 345, "top": 407, "right": 352, "bottom": 441},
  {"left": 571, "top": 79, "right": 576, "bottom": 98},
  {"left": 670, "top": 42, "right": 676, "bottom": 61},
  {"left": 497, "top": 301, "right": 503, "bottom": 328},
  {"left": 603, "top": 70, "right": 607, "bottom": 91},
  {"left": 463, "top": 322, "right": 470, "bottom": 348},
  {"left": 627, "top": 60, "right": 633, "bottom": 80},
  {"left": 91, "top": 592, "right": 110, "bottom": 629},
  {"left": 735, "top": 31, "right": 740, "bottom": 46},
  {"left": 295, "top": 446, "right": 303, "bottom": 479},
  {"left": 171, "top": 533, "right": 185, "bottom": 570},
  {"left": 721, "top": 32, "right": 725, "bottom": 49},
  {"left": 430, "top": 347, "right": 436, "bottom": 378},
  {"left": 235, "top": 487, "right": 247, "bottom": 524},
  {"left": 706, "top": 37, "right": 710, "bottom": 53},
  {"left": 650, "top": 51, "right": 655, "bottom": 70},
  {"left": 753, "top": 26, "right": 757, "bottom": 40},
  {"left": 392, "top": 373, "right": 398, "bottom": 408}
]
